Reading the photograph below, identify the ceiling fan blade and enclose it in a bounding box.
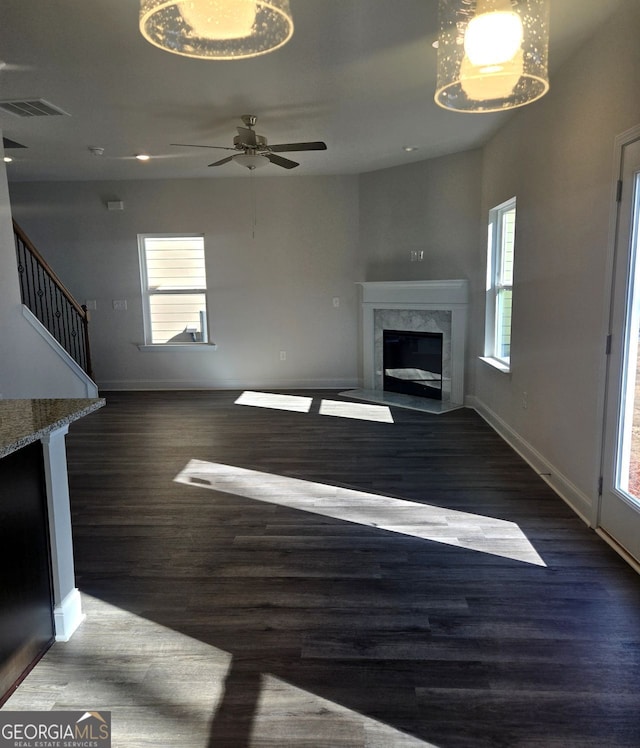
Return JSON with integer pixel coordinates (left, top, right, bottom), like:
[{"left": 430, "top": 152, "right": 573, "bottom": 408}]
[
  {"left": 208, "top": 156, "right": 235, "bottom": 167},
  {"left": 171, "top": 143, "right": 236, "bottom": 151},
  {"left": 236, "top": 127, "right": 257, "bottom": 147},
  {"left": 266, "top": 153, "right": 299, "bottom": 169},
  {"left": 268, "top": 141, "right": 327, "bottom": 153}
]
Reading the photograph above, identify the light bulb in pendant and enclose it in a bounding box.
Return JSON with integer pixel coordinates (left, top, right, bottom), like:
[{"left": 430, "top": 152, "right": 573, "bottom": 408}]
[
  {"left": 460, "top": 49, "right": 524, "bottom": 100},
  {"left": 179, "top": 0, "right": 256, "bottom": 40},
  {"left": 464, "top": 0, "right": 523, "bottom": 68}
]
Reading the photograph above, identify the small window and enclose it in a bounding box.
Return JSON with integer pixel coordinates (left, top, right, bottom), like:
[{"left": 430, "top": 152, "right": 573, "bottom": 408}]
[
  {"left": 484, "top": 198, "right": 516, "bottom": 369},
  {"left": 138, "top": 234, "right": 209, "bottom": 345}
]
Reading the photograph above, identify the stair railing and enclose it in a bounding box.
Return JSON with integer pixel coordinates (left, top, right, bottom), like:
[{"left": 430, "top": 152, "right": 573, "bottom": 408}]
[{"left": 13, "top": 220, "right": 93, "bottom": 380}]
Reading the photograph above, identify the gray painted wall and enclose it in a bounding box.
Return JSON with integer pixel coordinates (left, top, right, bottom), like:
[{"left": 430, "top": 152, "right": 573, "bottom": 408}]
[
  {"left": 359, "top": 149, "right": 483, "bottom": 283},
  {"left": 9, "top": 176, "right": 361, "bottom": 390},
  {"left": 358, "top": 148, "right": 484, "bottom": 393},
  {"left": 473, "top": 0, "right": 640, "bottom": 512}
]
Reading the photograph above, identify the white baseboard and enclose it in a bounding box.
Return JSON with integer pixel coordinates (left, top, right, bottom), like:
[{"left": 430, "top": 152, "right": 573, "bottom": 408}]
[
  {"left": 467, "top": 395, "right": 593, "bottom": 525},
  {"left": 596, "top": 528, "right": 640, "bottom": 574},
  {"left": 96, "top": 378, "right": 359, "bottom": 391},
  {"left": 54, "top": 588, "right": 86, "bottom": 642}
]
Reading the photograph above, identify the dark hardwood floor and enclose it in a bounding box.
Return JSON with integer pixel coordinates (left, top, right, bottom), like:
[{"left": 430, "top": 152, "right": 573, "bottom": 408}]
[{"left": 4, "top": 390, "right": 640, "bottom": 747}]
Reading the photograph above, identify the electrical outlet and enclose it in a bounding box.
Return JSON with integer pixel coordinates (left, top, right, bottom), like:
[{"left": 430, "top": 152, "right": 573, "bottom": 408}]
[
  {"left": 522, "top": 391, "right": 528, "bottom": 409},
  {"left": 332, "top": 297, "right": 340, "bottom": 308},
  {"left": 279, "top": 350, "right": 287, "bottom": 361},
  {"left": 410, "top": 250, "right": 418, "bottom": 262}
]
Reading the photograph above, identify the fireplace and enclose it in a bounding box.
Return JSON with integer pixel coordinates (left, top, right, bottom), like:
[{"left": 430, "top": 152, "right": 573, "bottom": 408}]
[
  {"left": 383, "top": 329, "right": 443, "bottom": 400},
  {"left": 357, "top": 280, "right": 469, "bottom": 410}
]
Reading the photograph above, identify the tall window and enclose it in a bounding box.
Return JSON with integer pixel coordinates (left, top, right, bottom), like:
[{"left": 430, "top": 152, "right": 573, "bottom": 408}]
[
  {"left": 485, "top": 198, "right": 516, "bottom": 368},
  {"left": 138, "top": 234, "right": 209, "bottom": 345}
]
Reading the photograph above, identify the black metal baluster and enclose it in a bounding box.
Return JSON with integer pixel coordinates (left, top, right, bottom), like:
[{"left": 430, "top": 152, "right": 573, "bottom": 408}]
[
  {"left": 64, "top": 302, "right": 73, "bottom": 361},
  {"left": 45, "top": 274, "right": 53, "bottom": 335},
  {"left": 27, "top": 250, "right": 36, "bottom": 312},
  {"left": 16, "top": 238, "right": 27, "bottom": 303},
  {"left": 57, "top": 286, "right": 67, "bottom": 354},
  {"left": 53, "top": 286, "right": 61, "bottom": 344}
]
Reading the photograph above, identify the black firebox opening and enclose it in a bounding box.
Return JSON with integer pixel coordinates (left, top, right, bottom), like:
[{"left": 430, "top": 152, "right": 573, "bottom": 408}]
[{"left": 383, "top": 329, "right": 443, "bottom": 400}]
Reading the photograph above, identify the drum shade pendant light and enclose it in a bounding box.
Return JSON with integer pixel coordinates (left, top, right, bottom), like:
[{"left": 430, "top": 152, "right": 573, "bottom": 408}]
[
  {"left": 139, "top": 0, "right": 294, "bottom": 60},
  {"left": 435, "top": 0, "right": 549, "bottom": 113}
]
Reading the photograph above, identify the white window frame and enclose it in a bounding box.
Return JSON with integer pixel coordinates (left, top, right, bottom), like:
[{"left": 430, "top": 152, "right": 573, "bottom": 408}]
[
  {"left": 482, "top": 197, "right": 516, "bottom": 373},
  {"left": 137, "top": 233, "right": 212, "bottom": 350}
]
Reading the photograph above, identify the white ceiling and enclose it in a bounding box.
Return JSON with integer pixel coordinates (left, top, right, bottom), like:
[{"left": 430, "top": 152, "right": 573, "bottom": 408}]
[{"left": 0, "top": 0, "right": 623, "bottom": 182}]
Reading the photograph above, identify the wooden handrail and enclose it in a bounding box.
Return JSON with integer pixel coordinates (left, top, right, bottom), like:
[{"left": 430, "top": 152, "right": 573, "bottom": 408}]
[{"left": 12, "top": 220, "right": 88, "bottom": 321}]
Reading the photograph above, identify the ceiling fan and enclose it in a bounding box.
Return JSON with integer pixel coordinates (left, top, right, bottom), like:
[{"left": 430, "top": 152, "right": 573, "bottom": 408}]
[{"left": 171, "top": 115, "right": 327, "bottom": 170}]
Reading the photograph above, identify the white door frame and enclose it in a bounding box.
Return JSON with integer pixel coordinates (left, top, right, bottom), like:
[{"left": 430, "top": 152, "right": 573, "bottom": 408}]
[{"left": 596, "top": 124, "right": 640, "bottom": 569}]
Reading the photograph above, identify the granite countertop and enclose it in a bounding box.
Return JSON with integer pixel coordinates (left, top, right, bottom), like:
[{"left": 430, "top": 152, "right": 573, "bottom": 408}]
[{"left": 0, "top": 398, "right": 106, "bottom": 459}]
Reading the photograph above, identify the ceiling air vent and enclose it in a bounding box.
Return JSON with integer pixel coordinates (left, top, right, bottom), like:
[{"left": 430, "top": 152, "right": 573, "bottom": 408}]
[{"left": 0, "top": 99, "right": 70, "bottom": 118}]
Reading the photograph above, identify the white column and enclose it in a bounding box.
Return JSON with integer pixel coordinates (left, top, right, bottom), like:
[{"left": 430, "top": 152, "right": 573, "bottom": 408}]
[{"left": 40, "top": 426, "right": 85, "bottom": 641}]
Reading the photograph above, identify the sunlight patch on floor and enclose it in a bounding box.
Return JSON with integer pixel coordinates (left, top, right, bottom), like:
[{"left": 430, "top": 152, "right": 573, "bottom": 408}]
[
  {"left": 174, "top": 460, "right": 546, "bottom": 566},
  {"left": 253, "top": 675, "right": 440, "bottom": 747},
  {"left": 5, "top": 595, "right": 441, "bottom": 747},
  {"left": 235, "top": 391, "right": 313, "bottom": 413},
  {"left": 319, "top": 399, "right": 394, "bottom": 423},
  {"left": 3, "top": 594, "right": 232, "bottom": 746},
  {"left": 235, "top": 391, "right": 394, "bottom": 423}
]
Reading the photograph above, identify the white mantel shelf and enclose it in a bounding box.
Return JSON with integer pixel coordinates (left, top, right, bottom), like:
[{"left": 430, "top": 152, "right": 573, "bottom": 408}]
[
  {"left": 358, "top": 280, "right": 469, "bottom": 406},
  {"left": 358, "top": 280, "right": 469, "bottom": 305}
]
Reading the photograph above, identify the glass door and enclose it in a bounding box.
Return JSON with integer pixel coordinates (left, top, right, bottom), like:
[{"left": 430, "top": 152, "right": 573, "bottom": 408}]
[{"left": 600, "top": 136, "right": 640, "bottom": 562}]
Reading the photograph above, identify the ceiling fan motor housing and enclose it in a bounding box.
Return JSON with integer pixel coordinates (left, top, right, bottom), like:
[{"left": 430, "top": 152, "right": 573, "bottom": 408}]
[{"left": 234, "top": 133, "right": 267, "bottom": 150}]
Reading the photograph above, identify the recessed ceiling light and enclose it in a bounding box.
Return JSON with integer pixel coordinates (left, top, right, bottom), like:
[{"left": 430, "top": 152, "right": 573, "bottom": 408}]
[
  {"left": 432, "top": 39, "right": 439, "bottom": 49},
  {"left": 403, "top": 146, "right": 419, "bottom": 153},
  {"left": 136, "top": 153, "right": 151, "bottom": 161},
  {"left": 3, "top": 156, "right": 13, "bottom": 163}
]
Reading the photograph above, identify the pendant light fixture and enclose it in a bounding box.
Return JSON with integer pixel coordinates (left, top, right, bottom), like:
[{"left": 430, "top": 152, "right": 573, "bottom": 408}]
[
  {"left": 435, "top": 0, "right": 550, "bottom": 113},
  {"left": 139, "top": 0, "right": 293, "bottom": 60}
]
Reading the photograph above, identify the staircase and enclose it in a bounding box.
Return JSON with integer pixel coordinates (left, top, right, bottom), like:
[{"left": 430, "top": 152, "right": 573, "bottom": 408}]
[{"left": 13, "top": 221, "right": 93, "bottom": 380}]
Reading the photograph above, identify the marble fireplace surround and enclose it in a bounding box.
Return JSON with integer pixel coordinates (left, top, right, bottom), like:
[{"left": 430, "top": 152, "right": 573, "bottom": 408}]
[{"left": 358, "top": 280, "right": 469, "bottom": 406}]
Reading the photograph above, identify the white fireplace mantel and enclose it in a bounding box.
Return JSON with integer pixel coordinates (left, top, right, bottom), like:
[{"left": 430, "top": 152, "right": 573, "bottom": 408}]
[{"left": 358, "top": 280, "right": 469, "bottom": 406}]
